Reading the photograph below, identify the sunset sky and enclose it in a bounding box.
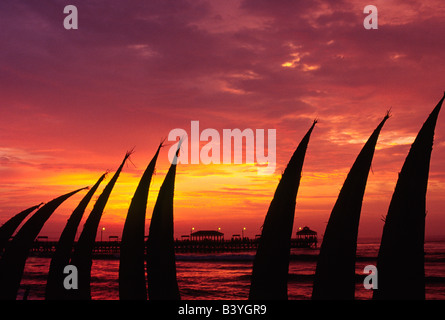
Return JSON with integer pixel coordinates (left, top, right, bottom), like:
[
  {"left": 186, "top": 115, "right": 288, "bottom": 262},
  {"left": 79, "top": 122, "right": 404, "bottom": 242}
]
[{"left": 0, "top": 0, "right": 444, "bottom": 241}]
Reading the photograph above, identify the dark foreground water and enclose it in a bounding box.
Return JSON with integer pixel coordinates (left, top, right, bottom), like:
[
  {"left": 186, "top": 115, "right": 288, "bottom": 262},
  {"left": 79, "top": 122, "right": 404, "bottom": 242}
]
[{"left": 17, "top": 239, "right": 445, "bottom": 300}]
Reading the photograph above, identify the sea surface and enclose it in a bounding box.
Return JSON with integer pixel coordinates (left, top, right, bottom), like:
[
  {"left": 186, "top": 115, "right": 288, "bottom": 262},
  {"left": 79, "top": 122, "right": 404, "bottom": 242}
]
[{"left": 17, "top": 238, "right": 445, "bottom": 300}]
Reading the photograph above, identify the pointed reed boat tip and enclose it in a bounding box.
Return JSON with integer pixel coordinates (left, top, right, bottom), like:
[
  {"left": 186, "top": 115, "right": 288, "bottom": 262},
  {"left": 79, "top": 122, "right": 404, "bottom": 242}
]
[
  {"left": 153, "top": 141, "right": 164, "bottom": 161},
  {"left": 70, "top": 155, "right": 128, "bottom": 299},
  {"left": 120, "top": 143, "right": 161, "bottom": 300},
  {"left": 305, "top": 119, "right": 317, "bottom": 136},
  {"left": 373, "top": 94, "right": 442, "bottom": 300},
  {"left": 146, "top": 143, "right": 181, "bottom": 300},
  {"left": 125, "top": 147, "right": 136, "bottom": 159},
  {"left": 176, "top": 137, "right": 185, "bottom": 155},
  {"left": 45, "top": 174, "right": 106, "bottom": 300},
  {"left": 250, "top": 118, "right": 314, "bottom": 300},
  {"left": 431, "top": 93, "right": 444, "bottom": 115},
  {"left": 0, "top": 188, "right": 87, "bottom": 299}
]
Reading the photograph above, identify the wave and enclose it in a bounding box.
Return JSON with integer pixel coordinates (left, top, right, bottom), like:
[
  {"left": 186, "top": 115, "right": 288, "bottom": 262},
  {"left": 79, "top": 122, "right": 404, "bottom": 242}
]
[
  {"left": 176, "top": 253, "right": 255, "bottom": 262},
  {"left": 238, "top": 273, "right": 445, "bottom": 285},
  {"left": 177, "top": 253, "right": 319, "bottom": 262}
]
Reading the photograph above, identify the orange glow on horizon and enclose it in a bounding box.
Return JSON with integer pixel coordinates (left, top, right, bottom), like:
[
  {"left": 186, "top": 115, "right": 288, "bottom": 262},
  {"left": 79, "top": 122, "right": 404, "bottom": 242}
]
[{"left": 2, "top": 126, "right": 444, "bottom": 242}]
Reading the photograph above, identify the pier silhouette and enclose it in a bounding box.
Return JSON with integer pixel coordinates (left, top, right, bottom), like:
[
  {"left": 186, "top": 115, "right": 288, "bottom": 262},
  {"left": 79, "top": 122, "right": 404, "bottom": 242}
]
[{"left": 25, "top": 228, "right": 317, "bottom": 258}]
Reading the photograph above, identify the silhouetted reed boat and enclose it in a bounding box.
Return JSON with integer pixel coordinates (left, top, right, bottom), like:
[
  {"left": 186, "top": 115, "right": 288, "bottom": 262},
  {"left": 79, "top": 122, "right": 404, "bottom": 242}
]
[
  {"left": 68, "top": 152, "right": 131, "bottom": 300},
  {"left": 0, "top": 188, "right": 86, "bottom": 300},
  {"left": 312, "top": 113, "right": 389, "bottom": 300},
  {"left": 119, "top": 143, "right": 162, "bottom": 300},
  {"left": 0, "top": 93, "right": 443, "bottom": 301},
  {"left": 146, "top": 142, "right": 181, "bottom": 300},
  {"left": 0, "top": 203, "right": 43, "bottom": 254},
  {"left": 374, "top": 93, "right": 444, "bottom": 300},
  {"left": 45, "top": 173, "right": 106, "bottom": 300},
  {"left": 249, "top": 120, "right": 316, "bottom": 300}
]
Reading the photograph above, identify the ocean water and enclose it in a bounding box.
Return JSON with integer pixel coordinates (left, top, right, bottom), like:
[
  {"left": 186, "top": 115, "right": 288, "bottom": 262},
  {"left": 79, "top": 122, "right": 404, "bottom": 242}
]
[{"left": 16, "top": 239, "right": 445, "bottom": 300}]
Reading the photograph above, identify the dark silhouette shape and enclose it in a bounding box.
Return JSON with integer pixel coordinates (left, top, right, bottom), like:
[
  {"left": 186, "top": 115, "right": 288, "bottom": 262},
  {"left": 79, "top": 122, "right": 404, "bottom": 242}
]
[
  {"left": 0, "top": 203, "right": 43, "bottom": 254},
  {"left": 45, "top": 173, "right": 106, "bottom": 300},
  {"left": 119, "top": 143, "right": 162, "bottom": 300},
  {"left": 0, "top": 188, "right": 86, "bottom": 300},
  {"left": 23, "top": 286, "right": 30, "bottom": 300},
  {"left": 312, "top": 113, "right": 389, "bottom": 300},
  {"left": 146, "top": 142, "right": 181, "bottom": 300},
  {"left": 68, "top": 152, "right": 132, "bottom": 300},
  {"left": 249, "top": 121, "right": 316, "bottom": 300},
  {"left": 374, "top": 93, "right": 444, "bottom": 300}
]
